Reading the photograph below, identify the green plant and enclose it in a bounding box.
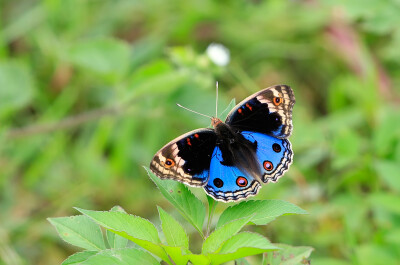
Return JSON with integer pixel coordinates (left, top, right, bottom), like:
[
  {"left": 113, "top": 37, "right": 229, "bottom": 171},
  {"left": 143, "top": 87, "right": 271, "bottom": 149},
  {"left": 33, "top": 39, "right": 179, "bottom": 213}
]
[{"left": 48, "top": 168, "right": 312, "bottom": 265}]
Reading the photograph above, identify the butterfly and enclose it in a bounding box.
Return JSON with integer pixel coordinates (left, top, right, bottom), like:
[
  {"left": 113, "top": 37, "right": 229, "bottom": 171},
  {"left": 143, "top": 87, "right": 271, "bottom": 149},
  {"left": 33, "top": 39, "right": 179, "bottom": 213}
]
[{"left": 150, "top": 85, "right": 295, "bottom": 202}]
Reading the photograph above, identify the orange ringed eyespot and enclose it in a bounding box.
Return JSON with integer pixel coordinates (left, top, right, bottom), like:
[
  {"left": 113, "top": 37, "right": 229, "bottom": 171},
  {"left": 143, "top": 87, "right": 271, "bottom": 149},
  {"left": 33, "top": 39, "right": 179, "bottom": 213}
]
[
  {"left": 236, "top": 177, "right": 248, "bottom": 187},
  {"left": 273, "top": 97, "right": 282, "bottom": 106},
  {"left": 164, "top": 159, "right": 175, "bottom": 168},
  {"left": 263, "top": 161, "right": 273, "bottom": 171}
]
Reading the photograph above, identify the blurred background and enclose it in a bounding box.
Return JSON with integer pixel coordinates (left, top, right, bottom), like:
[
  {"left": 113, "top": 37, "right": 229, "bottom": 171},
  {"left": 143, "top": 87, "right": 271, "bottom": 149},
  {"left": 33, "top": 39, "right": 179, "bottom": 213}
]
[{"left": 1, "top": 0, "right": 400, "bottom": 264}]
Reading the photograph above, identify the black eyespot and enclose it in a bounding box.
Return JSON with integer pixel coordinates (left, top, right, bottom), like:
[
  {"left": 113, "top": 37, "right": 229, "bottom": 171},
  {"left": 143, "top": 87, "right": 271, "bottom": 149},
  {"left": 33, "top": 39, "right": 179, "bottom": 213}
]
[
  {"left": 213, "top": 178, "right": 224, "bottom": 188},
  {"left": 272, "top": 143, "right": 281, "bottom": 153},
  {"left": 166, "top": 160, "right": 172, "bottom": 165}
]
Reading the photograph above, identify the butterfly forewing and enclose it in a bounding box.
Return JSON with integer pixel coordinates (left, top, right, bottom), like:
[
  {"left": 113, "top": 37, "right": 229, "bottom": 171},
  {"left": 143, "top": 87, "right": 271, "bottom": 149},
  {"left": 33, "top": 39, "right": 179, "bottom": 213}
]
[
  {"left": 225, "top": 85, "right": 295, "bottom": 139},
  {"left": 150, "top": 129, "right": 217, "bottom": 187}
]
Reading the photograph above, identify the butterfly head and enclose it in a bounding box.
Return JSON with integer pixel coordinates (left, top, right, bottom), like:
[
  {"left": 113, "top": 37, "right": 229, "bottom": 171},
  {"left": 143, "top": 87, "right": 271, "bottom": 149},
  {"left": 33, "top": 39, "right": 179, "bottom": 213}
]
[{"left": 211, "top": 117, "right": 222, "bottom": 128}]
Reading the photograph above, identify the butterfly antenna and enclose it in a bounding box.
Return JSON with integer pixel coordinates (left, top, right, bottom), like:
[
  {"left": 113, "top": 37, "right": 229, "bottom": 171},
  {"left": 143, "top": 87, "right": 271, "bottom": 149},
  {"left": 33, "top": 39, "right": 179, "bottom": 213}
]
[
  {"left": 215, "top": 81, "right": 218, "bottom": 118},
  {"left": 176, "top": 104, "right": 213, "bottom": 119}
]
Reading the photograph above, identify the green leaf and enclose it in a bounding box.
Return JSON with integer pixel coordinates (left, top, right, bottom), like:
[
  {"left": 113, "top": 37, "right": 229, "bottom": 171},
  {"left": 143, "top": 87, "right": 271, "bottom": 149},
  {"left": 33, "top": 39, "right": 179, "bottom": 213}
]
[
  {"left": 81, "top": 248, "right": 160, "bottom": 265},
  {"left": 162, "top": 246, "right": 190, "bottom": 265},
  {"left": 75, "top": 208, "right": 160, "bottom": 243},
  {"left": 0, "top": 61, "right": 34, "bottom": 115},
  {"left": 235, "top": 258, "right": 252, "bottom": 265},
  {"left": 48, "top": 215, "right": 106, "bottom": 251},
  {"left": 145, "top": 167, "right": 206, "bottom": 238},
  {"left": 264, "top": 244, "right": 313, "bottom": 265},
  {"left": 217, "top": 200, "right": 307, "bottom": 228},
  {"left": 68, "top": 38, "right": 131, "bottom": 76},
  {"left": 162, "top": 244, "right": 210, "bottom": 265},
  {"left": 375, "top": 160, "right": 400, "bottom": 192},
  {"left": 62, "top": 251, "right": 97, "bottom": 265},
  {"left": 208, "top": 232, "right": 278, "bottom": 265},
  {"left": 75, "top": 208, "right": 170, "bottom": 264},
  {"left": 186, "top": 254, "right": 211, "bottom": 265},
  {"left": 158, "top": 206, "right": 189, "bottom": 248},
  {"left": 218, "top": 232, "right": 277, "bottom": 254},
  {"left": 106, "top": 206, "right": 128, "bottom": 249},
  {"left": 202, "top": 215, "right": 253, "bottom": 254}
]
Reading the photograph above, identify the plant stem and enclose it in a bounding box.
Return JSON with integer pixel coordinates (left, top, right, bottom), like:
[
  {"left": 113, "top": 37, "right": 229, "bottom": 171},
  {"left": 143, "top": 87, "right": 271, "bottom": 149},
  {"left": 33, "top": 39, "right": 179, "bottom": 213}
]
[{"left": 205, "top": 196, "right": 218, "bottom": 238}]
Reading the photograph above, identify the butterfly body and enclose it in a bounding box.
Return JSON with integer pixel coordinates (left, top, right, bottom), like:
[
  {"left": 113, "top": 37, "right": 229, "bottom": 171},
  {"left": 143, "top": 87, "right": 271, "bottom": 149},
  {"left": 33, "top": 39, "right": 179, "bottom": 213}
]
[
  {"left": 212, "top": 120, "right": 262, "bottom": 181},
  {"left": 150, "top": 85, "right": 295, "bottom": 202}
]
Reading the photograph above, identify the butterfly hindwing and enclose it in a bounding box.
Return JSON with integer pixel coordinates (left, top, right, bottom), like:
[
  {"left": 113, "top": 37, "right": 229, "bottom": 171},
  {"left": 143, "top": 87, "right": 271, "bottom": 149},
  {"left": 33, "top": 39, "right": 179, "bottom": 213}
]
[
  {"left": 150, "top": 129, "right": 217, "bottom": 186},
  {"left": 204, "top": 146, "right": 261, "bottom": 202},
  {"left": 225, "top": 85, "right": 295, "bottom": 139},
  {"left": 241, "top": 131, "right": 293, "bottom": 183}
]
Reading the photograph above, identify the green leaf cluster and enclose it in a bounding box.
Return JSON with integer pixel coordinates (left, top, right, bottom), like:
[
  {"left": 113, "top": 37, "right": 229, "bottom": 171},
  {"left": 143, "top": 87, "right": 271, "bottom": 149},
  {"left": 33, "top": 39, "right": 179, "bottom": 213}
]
[{"left": 48, "top": 170, "right": 310, "bottom": 264}]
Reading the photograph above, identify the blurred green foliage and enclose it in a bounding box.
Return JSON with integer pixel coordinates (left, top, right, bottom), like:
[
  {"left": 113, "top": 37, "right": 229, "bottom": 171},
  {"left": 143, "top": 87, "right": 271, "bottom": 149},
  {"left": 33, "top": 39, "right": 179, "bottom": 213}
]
[{"left": 1, "top": 0, "right": 400, "bottom": 264}]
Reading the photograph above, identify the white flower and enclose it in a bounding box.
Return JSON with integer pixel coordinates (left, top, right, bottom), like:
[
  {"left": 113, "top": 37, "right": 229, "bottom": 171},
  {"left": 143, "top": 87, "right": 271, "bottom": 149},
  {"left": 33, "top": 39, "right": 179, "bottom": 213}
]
[{"left": 206, "top": 43, "right": 230, "bottom": 66}]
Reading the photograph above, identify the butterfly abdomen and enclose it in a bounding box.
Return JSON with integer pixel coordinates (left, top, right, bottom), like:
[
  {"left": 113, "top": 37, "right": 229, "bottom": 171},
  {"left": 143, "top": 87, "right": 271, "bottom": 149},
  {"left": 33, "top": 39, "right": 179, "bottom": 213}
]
[{"left": 214, "top": 122, "right": 263, "bottom": 182}]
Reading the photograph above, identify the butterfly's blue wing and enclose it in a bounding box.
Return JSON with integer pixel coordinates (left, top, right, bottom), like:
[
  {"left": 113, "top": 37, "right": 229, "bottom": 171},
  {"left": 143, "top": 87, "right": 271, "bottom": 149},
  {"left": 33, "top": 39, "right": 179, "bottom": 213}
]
[
  {"left": 241, "top": 131, "right": 293, "bottom": 183},
  {"left": 203, "top": 131, "right": 292, "bottom": 201},
  {"left": 203, "top": 146, "right": 261, "bottom": 202}
]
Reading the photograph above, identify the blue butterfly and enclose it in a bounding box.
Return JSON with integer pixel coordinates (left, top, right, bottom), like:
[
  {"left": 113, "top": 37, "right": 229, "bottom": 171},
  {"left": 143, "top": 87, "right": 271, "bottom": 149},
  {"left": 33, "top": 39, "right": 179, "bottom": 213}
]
[{"left": 150, "top": 85, "right": 295, "bottom": 202}]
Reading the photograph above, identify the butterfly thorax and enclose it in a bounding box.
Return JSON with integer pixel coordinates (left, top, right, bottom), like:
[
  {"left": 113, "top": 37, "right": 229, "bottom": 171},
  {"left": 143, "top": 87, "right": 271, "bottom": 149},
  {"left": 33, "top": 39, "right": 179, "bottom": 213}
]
[
  {"left": 213, "top": 120, "right": 263, "bottom": 182},
  {"left": 212, "top": 118, "right": 239, "bottom": 144},
  {"left": 211, "top": 117, "right": 222, "bottom": 128}
]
